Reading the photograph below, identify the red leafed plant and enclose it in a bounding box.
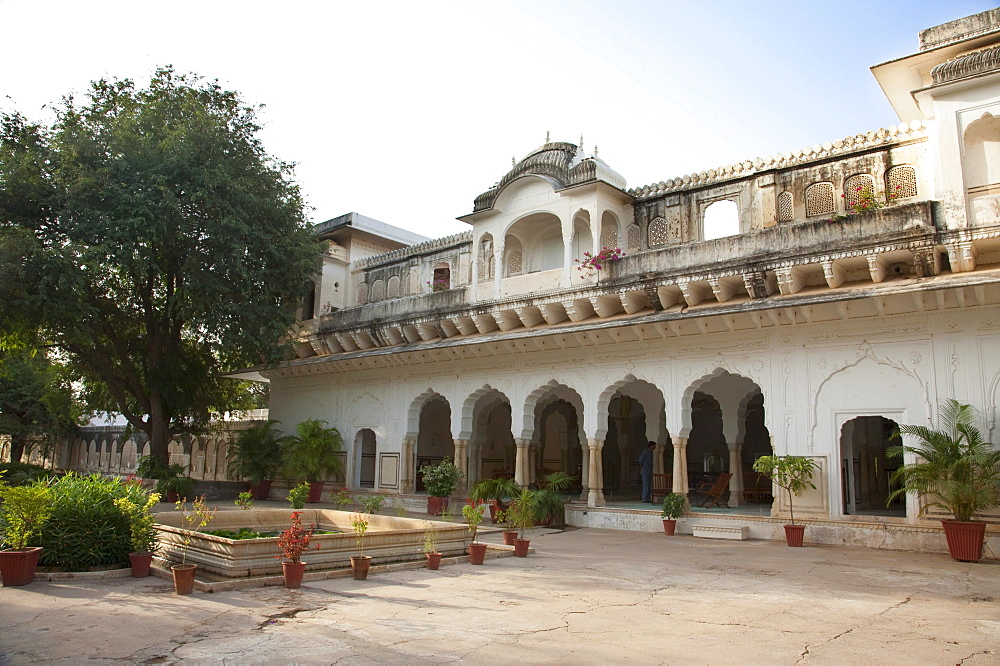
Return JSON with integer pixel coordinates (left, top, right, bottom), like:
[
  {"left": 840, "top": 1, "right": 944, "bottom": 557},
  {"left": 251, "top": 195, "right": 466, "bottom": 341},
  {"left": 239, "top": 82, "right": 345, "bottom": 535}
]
[{"left": 277, "top": 511, "right": 317, "bottom": 563}]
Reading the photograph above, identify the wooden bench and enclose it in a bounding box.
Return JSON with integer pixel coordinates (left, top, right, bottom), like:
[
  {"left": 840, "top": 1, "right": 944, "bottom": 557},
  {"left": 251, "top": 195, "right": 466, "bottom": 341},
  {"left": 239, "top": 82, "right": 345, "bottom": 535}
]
[{"left": 651, "top": 473, "right": 672, "bottom": 503}]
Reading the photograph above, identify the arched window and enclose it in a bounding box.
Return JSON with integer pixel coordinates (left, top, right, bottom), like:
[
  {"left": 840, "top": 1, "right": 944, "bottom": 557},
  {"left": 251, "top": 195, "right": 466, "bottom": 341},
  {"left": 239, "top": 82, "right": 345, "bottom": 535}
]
[
  {"left": 505, "top": 236, "right": 524, "bottom": 277},
  {"left": 844, "top": 174, "right": 876, "bottom": 211},
  {"left": 387, "top": 275, "right": 400, "bottom": 299},
  {"left": 886, "top": 166, "right": 918, "bottom": 200},
  {"left": 478, "top": 233, "right": 494, "bottom": 281},
  {"left": 777, "top": 192, "right": 794, "bottom": 222},
  {"left": 648, "top": 217, "right": 669, "bottom": 246},
  {"left": 805, "top": 182, "right": 836, "bottom": 217},
  {"left": 356, "top": 282, "right": 369, "bottom": 305},
  {"left": 430, "top": 262, "right": 450, "bottom": 291},
  {"left": 626, "top": 223, "right": 641, "bottom": 252},
  {"left": 370, "top": 279, "right": 385, "bottom": 302},
  {"left": 600, "top": 211, "right": 619, "bottom": 249},
  {"left": 964, "top": 113, "right": 1000, "bottom": 190},
  {"left": 301, "top": 281, "right": 317, "bottom": 320},
  {"left": 703, "top": 200, "right": 740, "bottom": 240}
]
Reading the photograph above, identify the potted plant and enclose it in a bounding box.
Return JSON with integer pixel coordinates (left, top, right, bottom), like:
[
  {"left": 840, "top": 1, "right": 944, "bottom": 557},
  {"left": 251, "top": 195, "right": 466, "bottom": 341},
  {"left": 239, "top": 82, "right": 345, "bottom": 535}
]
[
  {"left": 287, "top": 481, "right": 310, "bottom": 509},
  {"left": 495, "top": 508, "right": 518, "bottom": 546},
  {"left": 752, "top": 455, "right": 819, "bottom": 547},
  {"left": 171, "top": 496, "right": 217, "bottom": 594},
  {"left": 507, "top": 489, "right": 538, "bottom": 557},
  {"left": 360, "top": 495, "right": 385, "bottom": 515},
  {"left": 154, "top": 464, "right": 195, "bottom": 504},
  {"left": 660, "top": 493, "right": 685, "bottom": 536},
  {"left": 234, "top": 491, "right": 254, "bottom": 510},
  {"left": 423, "top": 525, "right": 441, "bottom": 570},
  {"left": 282, "top": 419, "right": 345, "bottom": 502},
  {"left": 277, "top": 511, "right": 316, "bottom": 589},
  {"left": 113, "top": 491, "right": 161, "bottom": 577},
  {"left": 463, "top": 502, "right": 487, "bottom": 565},
  {"left": 227, "top": 420, "right": 286, "bottom": 500},
  {"left": 469, "top": 477, "right": 519, "bottom": 523},
  {"left": 419, "top": 460, "right": 462, "bottom": 516},
  {"left": 887, "top": 400, "right": 1000, "bottom": 562},
  {"left": 0, "top": 483, "right": 52, "bottom": 586},
  {"left": 350, "top": 513, "right": 371, "bottom": 580},
  {"left": 534, "top": 471, "right": 575, "bottom": 526}
]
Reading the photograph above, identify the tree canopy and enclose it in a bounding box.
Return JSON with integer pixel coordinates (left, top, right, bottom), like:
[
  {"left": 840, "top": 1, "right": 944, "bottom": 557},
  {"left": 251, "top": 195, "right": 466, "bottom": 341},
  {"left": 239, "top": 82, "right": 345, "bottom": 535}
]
[{"left": 0, "top": 67, "right": 319, "bottom": 464}]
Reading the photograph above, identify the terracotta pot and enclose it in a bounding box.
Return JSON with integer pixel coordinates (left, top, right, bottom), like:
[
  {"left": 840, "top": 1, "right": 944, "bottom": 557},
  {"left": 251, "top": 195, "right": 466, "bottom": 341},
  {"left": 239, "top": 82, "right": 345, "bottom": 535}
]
[
  {"left": 468, "top": 542, "right": 487, "bottom": 565},
  {"left": 488, "top": 502, "right": 500, "bottom": 523},
  {"left": 427, "top": 496, "right": 449, "bottom": 516},
  {"left": 426, "top": 552, "right": 442, "bottom": 570},
  {"left": 513, "top": 538, "right": 530, "bottom": 557},
  {"left": 248, "top": 479, "right": 272, "bottom": 501},
  {"left": 307, "top": 482, "right": 324, "bottom": 503},
  {"left": 351, "top": 555, "right": 372, "bottom": 580},
  {"left": 662, "top": 519, "right": 677, "bottom": 536},
  {"left": 0, "top": 547, "right": 43, "bottom": 586},
  {"left": 171, "top": 563, "right": 197, "bottom": 594},
  {"left": 942, "top": 520, "right": 986, "bottom": 562},
  {"left": 282, "top": 560, "right": 306, "bottom": 588},
  {"left": 129, "top": 551, "right": 153, "bottom": 578},
  {"left": 502, "top": 531, "right": 518, "bottom": 546},
  {"left": 164, "top": 490, "right": 180, "bottom": 504},
  {"left": 784, "top": 524, "right": 805, "bottom": 547}
]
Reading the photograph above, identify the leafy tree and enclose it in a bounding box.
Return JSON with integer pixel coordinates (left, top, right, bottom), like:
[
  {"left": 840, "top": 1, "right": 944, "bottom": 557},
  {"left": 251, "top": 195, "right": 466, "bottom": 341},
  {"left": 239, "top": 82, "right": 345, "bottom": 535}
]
[
  {"left": 0, "top": 67, "right": 319, "bottom": 465},
  {"left": 0, "top": 334, "right": 80, "bottom": 463}
]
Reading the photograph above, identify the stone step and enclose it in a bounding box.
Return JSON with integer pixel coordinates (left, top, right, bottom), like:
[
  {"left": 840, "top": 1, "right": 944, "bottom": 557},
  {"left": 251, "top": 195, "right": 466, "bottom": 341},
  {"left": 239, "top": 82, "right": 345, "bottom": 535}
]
[{"left": 692, "top": 524, "right": 750, "bottom": 540}]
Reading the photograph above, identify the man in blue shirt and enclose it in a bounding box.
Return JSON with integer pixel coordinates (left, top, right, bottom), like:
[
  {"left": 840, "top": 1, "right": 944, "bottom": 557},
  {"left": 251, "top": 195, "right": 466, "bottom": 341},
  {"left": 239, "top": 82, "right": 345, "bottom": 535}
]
[{"left": 638, "top": 441, "right": 656, "bottom": 503}]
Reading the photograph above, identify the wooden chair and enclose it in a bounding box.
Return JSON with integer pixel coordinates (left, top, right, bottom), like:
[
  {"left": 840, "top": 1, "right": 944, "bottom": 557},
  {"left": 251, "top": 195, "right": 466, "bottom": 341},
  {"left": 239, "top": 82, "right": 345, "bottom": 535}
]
[
  {"left": 694, "top": 472, "right": 733, "bottom": 508},
  {"left": 651, "top": 473, "right": 672, "bottom": 503}
]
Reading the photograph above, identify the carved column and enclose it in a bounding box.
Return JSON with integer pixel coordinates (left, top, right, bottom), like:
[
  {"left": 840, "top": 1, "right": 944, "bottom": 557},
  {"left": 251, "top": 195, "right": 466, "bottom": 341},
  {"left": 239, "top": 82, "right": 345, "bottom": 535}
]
[
  {"left": 727, "top": 441, "right": 744, "bottom": 506},
  {"left": 587, "top": 438, "right": 606, "bottom": 507},
  {"left": 672, "top": 437, "right": 689, "bottom": 495},
  {"left": 453, "top": 439, "right": 469, "bottom": 496},
  {"left": 514, "top": 438, "right": 530, "bottom": 488},
  {"left": 401, "top": 439, "right": 415, "bottom": 493},
  {"left": 579, "top": 440, "right": 590, "bottom": 501}
]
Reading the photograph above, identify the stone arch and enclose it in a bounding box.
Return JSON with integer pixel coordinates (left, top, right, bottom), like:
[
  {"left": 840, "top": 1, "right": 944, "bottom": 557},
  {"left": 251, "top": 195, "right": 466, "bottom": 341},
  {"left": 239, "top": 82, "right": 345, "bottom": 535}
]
[
  {"left": 520, "top": 380, "right": 585, "bottom": 441},
  {"left": 572, "top": 211, "right": 593, "bottom": 268},
  {"left": 778, "top": 191, "right": 794, "bottom": 222},
  {"left": 430, "top": 262, "right": 450, "bottom": 291},
  {"left": 844, "top": 173, "right": 876, "bottom": 210},
  {"left": 680, "top": 368, "right": 762, "bottom": 437},
  {"left": 461, "top": 385, "right": 514, "bottom": 486},
  {"left": 595, "top": 374, "right": 667, "bottom": 442},
  {"left": 504, "top": 211, "right": 564, "bottom": 275},
  {"left": 805, "top": 182, "right": 836, "bottom": 217},
  {"left": 356, "top": 282, "right": 369, "bottom": 305},
  {"left": 811, "top": 353, "right": 930, "bottom": 520},
  {"left": 625, "top": 222, "right": 641, "bottom": 252},
  {"left": 504, "top": 236, "right": 524, "bottom": 277},
  {"left": 387, "top": 274, "right": 401, "bottom": 299},
  {"left": 963, "top": 112, "right": 1000, "bottom": 190},
  {"left": 478, "top": 233, "right": 495, "bottom": 281},
  {"left": 600, "top": 210, "right": 621, "bottom": 249}
]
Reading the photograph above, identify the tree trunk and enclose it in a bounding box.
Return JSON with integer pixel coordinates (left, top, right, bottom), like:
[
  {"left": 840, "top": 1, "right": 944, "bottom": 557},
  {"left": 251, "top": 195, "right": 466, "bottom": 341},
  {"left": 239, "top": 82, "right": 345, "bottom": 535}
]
[
  {"left": 146, "top": 394, "right": 172, "bottom": 467},
  {"left": 9, "top": 434, "right": 26, "bottom": 463}
]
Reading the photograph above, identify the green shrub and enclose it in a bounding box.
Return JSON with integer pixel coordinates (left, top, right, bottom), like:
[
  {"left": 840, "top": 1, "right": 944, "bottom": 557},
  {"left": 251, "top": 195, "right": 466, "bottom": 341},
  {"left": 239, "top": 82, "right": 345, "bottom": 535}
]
[
  {"left": 0, "top": 461, "right": 53, "bottom": 486},
  {"left": 287, "top": 481, "right": 310, "bottom": 509},
  {"left": 38, "top": 473, "right": 154, "bottom": 571}
]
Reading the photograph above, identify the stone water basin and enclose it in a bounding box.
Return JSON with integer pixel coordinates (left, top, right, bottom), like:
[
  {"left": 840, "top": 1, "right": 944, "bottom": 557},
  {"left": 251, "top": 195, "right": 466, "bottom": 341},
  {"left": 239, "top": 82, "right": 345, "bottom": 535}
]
[{"left": 153, "top": 509, "right": 468, "bottom": 577}]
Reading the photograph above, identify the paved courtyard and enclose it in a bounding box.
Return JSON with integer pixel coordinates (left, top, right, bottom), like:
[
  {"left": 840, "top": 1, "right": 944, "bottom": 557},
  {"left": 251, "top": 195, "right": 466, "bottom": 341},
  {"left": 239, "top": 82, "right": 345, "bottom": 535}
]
[{"left": 1, "top": 527, "right": 998, "bottom": 664}]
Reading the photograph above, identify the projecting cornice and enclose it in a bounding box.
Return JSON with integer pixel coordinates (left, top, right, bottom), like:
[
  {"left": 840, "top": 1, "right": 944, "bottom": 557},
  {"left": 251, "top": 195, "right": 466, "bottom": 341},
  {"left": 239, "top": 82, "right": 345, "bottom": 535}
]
[{"left": 931, "top": 44, "right": 1000, "bottom": 85}]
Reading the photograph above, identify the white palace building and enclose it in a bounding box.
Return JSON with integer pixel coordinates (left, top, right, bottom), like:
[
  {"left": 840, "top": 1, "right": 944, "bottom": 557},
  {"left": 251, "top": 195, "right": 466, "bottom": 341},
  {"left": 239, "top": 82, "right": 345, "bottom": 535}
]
[
  {"left": 37, "top": 9, "right": 992, "bottom": 555},
  {"left": 241, "top": 9, "right": 1000, "bottom": 553}
]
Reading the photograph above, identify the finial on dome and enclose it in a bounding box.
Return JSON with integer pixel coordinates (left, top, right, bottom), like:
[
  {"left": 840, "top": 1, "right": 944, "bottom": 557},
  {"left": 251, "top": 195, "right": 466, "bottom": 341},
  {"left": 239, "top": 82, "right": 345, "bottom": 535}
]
[
  {"left": 545, "top": 130, "right": 550, "bottom": 143},
  {"left": 594, "top": 144, "right": 599, "bottom": 156},
  {"left": 512, "top": 156, "right": 516, "bottom": 166},
  {"left": 579, "top": 134, "right": 584, "bottom": 152}
]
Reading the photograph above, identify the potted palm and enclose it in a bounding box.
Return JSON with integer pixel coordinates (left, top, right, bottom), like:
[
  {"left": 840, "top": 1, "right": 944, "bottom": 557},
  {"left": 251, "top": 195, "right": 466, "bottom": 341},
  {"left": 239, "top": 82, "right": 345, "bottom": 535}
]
[
  {"left": 423, "top": 525, "right": 442, "bottom": 570},
  {"left": 113, "top": 491, "right": 161, "bottom": 577},
  {"left": 227, "top": 420, "right": 286, "bottom": 500},
  {"left": 277, "top": 511, "right": 316, "bottom": 588},
  {"left": 495, "top": 508, "right": 518, "bottom": 545},
  {"left": 0, "top": 483, "right": 52, "bottom": 586},
  {"left": 154, "top": 464, "right": 195, "bottom": 503},
  {"left": 752, "top": 455, "right": 819, "bottom": 547},
  {"left": 469, "top": 477, "right": 519, "bottom": 523},
  {"left": 419, "top": 460, "right": 462, "bottom": 516},
  {"left": 350, "top": 513, "right": 371, "bottom": 580},
  {"left": 534, "top": 471, "right": 575, "bottom": 526},
  {"left": 463, "top": 503, "right": 487, "bottom": 565},
  {"left": 887, "top": 400, "right": 1000, "bottom": 562},
  {"left": 171, "top": 496, "right": 217, "bottom": 594},
  {"left": 660, "top": 493, "right": 685, "bottom": 536},
  {"left": 282, "top": 419, "right": 345, "bottom": 502},
  {"left": 508, "top": 489, "right": 538, "bottom": 557}
]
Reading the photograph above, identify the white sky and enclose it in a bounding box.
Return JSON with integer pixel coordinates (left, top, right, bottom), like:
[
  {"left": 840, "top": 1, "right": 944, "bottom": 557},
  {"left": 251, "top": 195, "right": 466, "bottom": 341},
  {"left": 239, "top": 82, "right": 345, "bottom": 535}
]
[{"left": 1, "top": 0, "right": 995, "bottom": 240}]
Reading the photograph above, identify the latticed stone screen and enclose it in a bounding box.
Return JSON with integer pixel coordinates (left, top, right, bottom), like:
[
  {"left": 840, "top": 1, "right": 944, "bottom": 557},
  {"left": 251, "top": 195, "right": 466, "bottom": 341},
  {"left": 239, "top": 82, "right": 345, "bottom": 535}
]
[
  {"left": 626, "top": 224, "right": 641, "bottom": 252},
  {"left": 601, "top": 226, "right": 618, "bottom": 249},
  {"left": 844, "top": 174, "right": 876, "bottom": 210},
  {"left": 387, "top": 275, "right": 400, "bottom": 299},
  {"left": 886, "top": 166, "right": 918, "bottom": 199},
  {"left": 507, "top": 250, "right": 523, "bottom": 276},
  {"left": 648, "top": 217, "right": 670, "bottom": 245},
  {"left": 805, "top": 182, "right": 836, "bottom": 216},
  {"left": 357, "top": 282, "right": 369, "bottom": 305},
  {"left": 370, "top": 279, "right": 385, "bottom": 302},
  {"left": 778, "top": 192, "right": 794, "bottom": 221}
]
